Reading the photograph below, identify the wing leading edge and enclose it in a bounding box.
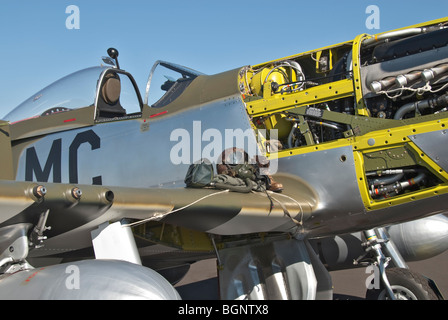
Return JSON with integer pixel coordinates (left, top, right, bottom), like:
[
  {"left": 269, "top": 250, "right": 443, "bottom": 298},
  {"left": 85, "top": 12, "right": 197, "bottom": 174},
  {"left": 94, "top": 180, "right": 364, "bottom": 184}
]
[{"left": 0, "top": 177, "right": 316, "bottom": 259}]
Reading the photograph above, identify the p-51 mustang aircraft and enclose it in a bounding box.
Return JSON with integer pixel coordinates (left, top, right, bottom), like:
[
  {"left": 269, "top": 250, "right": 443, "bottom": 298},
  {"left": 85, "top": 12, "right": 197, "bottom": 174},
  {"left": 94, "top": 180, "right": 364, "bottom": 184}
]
[{"left": 1, "top": 17, "right": 448, "bottom": 300}]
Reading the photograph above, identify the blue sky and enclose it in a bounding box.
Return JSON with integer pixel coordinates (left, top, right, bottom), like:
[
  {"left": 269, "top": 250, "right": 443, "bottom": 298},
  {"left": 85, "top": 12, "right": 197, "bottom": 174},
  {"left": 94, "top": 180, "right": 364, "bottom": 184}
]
[{"left": 0, "top": 1, "right": 447, "bottom": 117}]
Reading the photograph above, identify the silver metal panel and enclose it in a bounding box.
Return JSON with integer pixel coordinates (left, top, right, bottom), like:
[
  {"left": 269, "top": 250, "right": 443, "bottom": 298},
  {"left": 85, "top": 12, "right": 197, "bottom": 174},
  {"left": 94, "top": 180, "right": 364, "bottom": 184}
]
[
  {"left": 209, "top": 146, "right": 364, "bottom": 236},
  {"left": 15, "top": 94, "right": 260, "bottom": 189},
  {"left": 409, "top": 129, "right": 448, "bottom": 172},
  {"left": 277, "top": 146, "right": 365, "bottom": 230},
  {"left": 205, "top": 191, "right": 312, "bottom": 235},
  {"left": 91, "top": 221, "right": 142, "bottom": 265},
  {"left": 218, "top": 237, "right": 319, "bottom": 300},
  {"left": 0, "top": 224, "right": 31, "bottom": 268}
]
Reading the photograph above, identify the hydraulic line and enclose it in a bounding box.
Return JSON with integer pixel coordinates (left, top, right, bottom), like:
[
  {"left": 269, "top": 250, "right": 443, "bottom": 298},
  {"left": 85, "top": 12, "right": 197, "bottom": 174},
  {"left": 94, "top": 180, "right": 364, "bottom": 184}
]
[
  {"left": 287, "top": 122, "right": 299, "bottom": 149},
  {"left": 370, "top": 173, "right": 404, "bottom": 187},
  {"left": 394, "top": 93, "right": 448, "bottom": 119},
  {"left": 363, "top": 28, "right": 425, "bottom": 47},
  {"left": 370, "top": 172, "right": 425, "bottom": 198},
  {"left": 263, "top": 61, "right": 306, "bottom": 93}
]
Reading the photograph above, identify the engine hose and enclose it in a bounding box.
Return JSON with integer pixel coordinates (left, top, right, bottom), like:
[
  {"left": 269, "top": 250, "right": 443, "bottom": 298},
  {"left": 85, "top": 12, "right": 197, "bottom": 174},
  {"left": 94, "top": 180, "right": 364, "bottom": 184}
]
[
  {"left": 363, "top": 28, "right": 424, "bottom": 47},
  {"left": 370, "top": 172, "right": 425, "bottom": 197},
  {"left": 399, "top": 172, "right": 425, "bottom": 189},
  {"left": 287, "top": 122, "right": 299, "bottom": 149},
  {"left": 370, "top": 173, "right": 404, "bottom": 187},
  {"left": 394, "top": 93, "right": 448, "bottom": 119},
  {"left": 264, "top": 62, "right": 306, "bottom": 90}
]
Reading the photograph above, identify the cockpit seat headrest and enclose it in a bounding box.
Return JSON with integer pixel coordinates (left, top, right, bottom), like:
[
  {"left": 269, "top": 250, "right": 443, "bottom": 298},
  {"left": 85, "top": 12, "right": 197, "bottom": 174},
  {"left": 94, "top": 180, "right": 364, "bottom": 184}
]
[{"left": 102, "top": 77, "right": 121, "bottom": 104}]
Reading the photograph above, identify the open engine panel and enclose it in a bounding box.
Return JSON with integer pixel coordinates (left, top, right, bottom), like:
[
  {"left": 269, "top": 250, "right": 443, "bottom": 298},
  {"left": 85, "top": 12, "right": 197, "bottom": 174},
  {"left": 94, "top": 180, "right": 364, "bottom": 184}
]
[{"left": 239, "top": 18, "right": 448, "bottom": 209}]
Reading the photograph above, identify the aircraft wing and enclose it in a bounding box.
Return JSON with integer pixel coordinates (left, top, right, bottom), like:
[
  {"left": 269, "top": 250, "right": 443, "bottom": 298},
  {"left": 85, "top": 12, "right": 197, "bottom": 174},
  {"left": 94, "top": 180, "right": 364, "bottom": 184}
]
[{"left": 0, "top": 177, "right": 316, "bottom": 258}]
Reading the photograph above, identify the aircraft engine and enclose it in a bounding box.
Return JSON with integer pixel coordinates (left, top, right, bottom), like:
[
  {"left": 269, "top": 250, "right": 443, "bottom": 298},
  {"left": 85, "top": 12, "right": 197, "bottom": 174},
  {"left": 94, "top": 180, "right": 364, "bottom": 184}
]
[
  {"left": 310, "top": 214, "right": 448, "bottom": 270},
  {"left": 0, "top": 259, "right": 181, "bottom": 300},
  {"left": 362, "top": 27, "right": 448, "bottom": 120}
]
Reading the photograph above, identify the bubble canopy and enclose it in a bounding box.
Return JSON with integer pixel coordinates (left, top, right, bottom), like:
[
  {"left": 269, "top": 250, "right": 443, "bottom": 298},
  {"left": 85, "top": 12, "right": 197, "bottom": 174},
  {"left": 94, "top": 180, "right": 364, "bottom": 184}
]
[{"left": 5, "top": 67, "right": 117, "bottom": 123}]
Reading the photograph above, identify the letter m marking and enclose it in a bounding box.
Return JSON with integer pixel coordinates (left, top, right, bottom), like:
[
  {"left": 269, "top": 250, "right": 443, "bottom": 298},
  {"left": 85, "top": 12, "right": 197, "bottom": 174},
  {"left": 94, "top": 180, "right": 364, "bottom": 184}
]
[{"left": 25, "top": 139, "right": 62, "bottom": 182}]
